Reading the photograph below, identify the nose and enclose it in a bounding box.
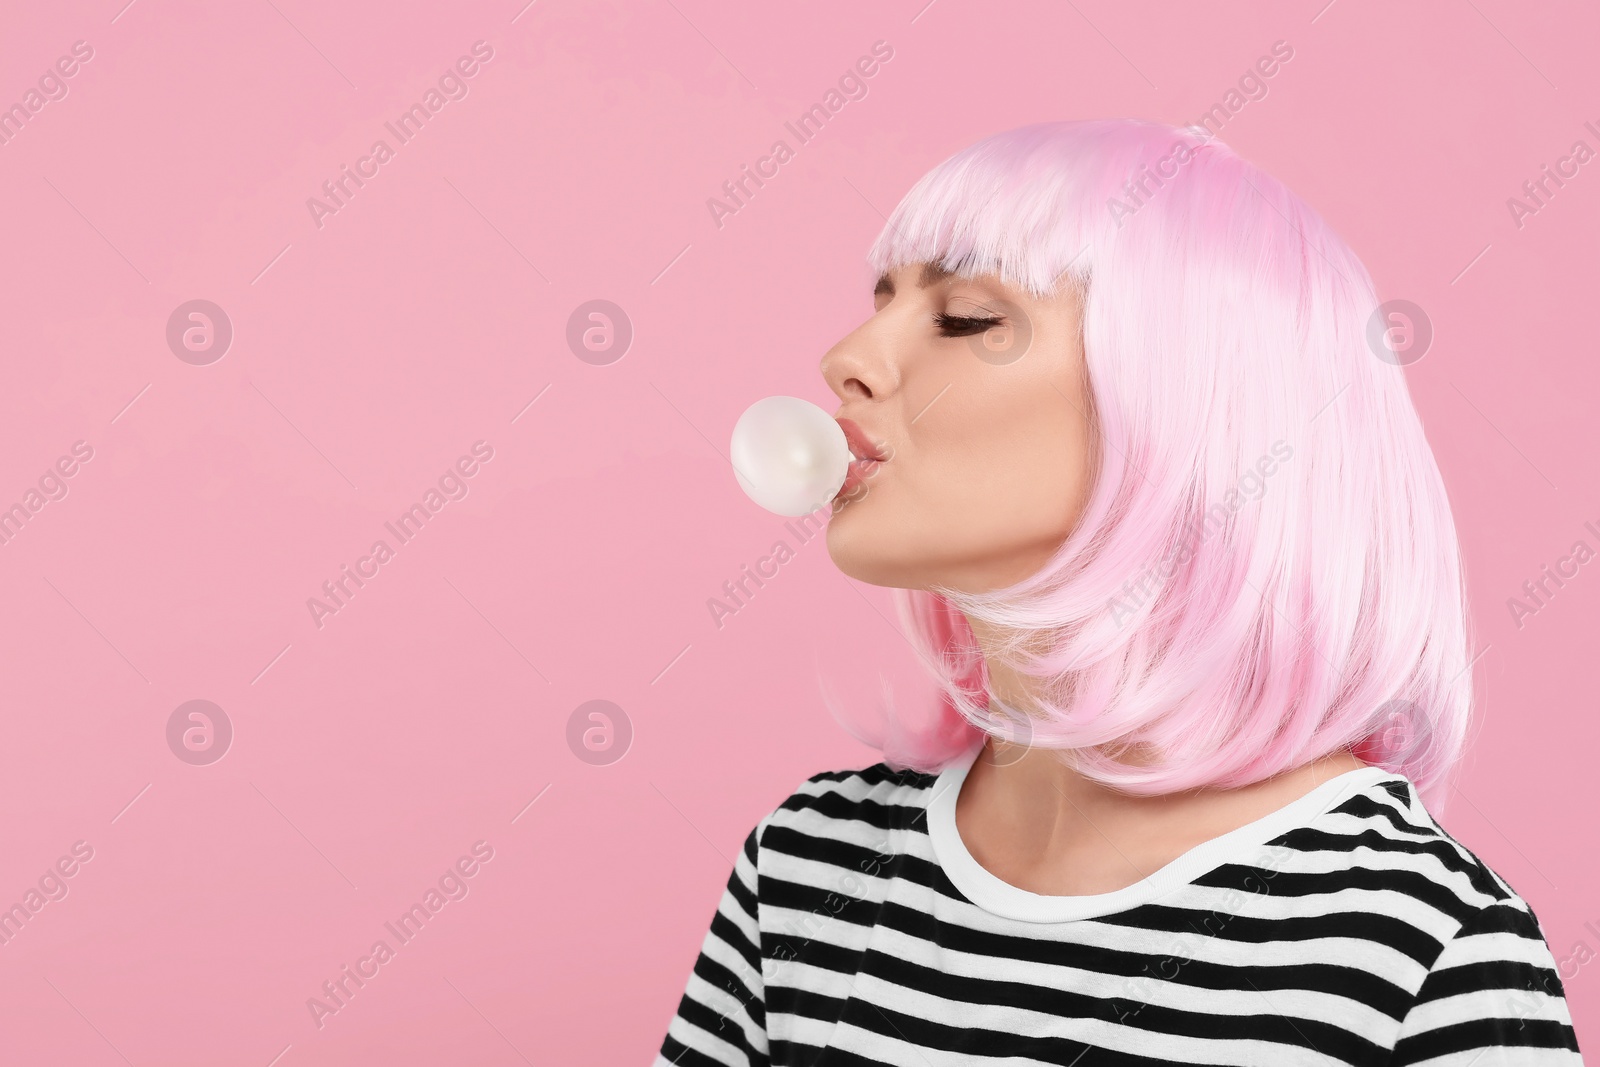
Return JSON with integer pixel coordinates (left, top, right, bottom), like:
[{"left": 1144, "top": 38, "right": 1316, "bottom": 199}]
[{"left": 820, "top": 315, "right": 900, "bottom": 407}]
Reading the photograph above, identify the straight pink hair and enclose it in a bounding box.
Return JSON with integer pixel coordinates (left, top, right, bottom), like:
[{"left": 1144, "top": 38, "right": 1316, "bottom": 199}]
[{"left": 838, "top": 119, "right": 1475, "bottom": 812}]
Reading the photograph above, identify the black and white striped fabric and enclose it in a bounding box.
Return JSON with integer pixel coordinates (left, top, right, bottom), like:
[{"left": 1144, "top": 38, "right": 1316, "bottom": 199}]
[{"left": 655, "top": 747, "right": 1583, "bottom": 1066}]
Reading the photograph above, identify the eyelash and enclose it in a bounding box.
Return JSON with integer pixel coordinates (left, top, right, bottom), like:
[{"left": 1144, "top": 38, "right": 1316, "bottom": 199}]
[{"left": 934, "top": 312, "right": 1005, "bottom": 337}]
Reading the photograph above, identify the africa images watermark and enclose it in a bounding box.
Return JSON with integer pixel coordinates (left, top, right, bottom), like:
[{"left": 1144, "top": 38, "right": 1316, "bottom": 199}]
[
  {"left": 706, "top": 40, "right": 895, "bottom": 230},
  {"left": 0, "top": 841, "right": 95, "bottom": 948},
  {"left": 0, "top": 440, "right": 95, "bottom": 548},
  {"left": 1109, "top": 39, "right": 1295, "bottom": 228},
  {"left": 1505, "top": 516, "right": 1600, "bottom": 630},
  {"left": 306, "top": 40, "right": 496, "bottom": 229},
  {"left": 307, "top": 441, "right": 496, "bottom": 629},
  {"left": 1506, "top": 118, "right": 1600, "bottom": 230},
  {"left": 707, "top": 784, "right": 914, "bottom": 1034},
  {"left": 1498, "top": 913, "right": 1599, "bottom": 1034},
  {"left": 1108, "top": 441, "right": 1294, "bottom": 626},
  {"left": 706, "top": 506, "right": 830, "bottom": 630},
  {"left": 0, "top": 40, "right": 95, "bottom": 149},
  {"left": 706, "top": 439, "right": 896, "bottom": 631},
  {"left": 306, "top": 840, "right": 495, "bottom": 1030},
  {"left": 1104, "top": 836, "right": 1297, "bottom": 1026}
]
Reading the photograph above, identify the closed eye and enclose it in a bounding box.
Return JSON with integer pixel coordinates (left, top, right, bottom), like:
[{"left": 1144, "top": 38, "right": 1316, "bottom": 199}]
[{"left": 934, "top": 312, "right": 1005, "bottom": 337}]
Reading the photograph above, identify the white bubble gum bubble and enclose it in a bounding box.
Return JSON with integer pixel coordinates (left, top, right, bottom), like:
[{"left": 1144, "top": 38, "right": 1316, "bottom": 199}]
[{"left": 729, "top": 396, "right": 850, "bottom": 516}]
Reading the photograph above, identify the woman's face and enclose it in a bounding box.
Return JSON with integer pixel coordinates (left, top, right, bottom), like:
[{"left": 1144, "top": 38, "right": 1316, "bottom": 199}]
[{"left": 820, "top": 263, "right": 1097, "bottom": 593}]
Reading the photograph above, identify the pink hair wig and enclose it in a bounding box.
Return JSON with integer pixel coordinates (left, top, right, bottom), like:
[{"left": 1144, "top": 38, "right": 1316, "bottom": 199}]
[{"left": 846, "top": 118, "right": 1475, "bottom": 812}]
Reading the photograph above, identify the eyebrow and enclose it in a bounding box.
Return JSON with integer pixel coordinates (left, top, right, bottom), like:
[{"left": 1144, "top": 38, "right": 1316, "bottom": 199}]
[{"left": 873, "top": 263, "right": 954, "bottom": 297}]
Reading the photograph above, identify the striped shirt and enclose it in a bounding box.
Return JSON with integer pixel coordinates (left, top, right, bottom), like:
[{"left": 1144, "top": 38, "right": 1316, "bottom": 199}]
[{"left": 655, "top": 746, "right": 1583, "bottom": 1066}]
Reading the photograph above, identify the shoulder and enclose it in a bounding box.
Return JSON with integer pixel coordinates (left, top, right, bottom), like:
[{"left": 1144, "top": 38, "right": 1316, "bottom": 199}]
[
  {"left": 750, "top": 761, "right": 943, "bottom": 855},
  {"left": 1333, "top": 780, "right": 1584, "bottom": 1056},
  {"left": 1296, "top": 771, "right": 1551, "bottom": 940}
]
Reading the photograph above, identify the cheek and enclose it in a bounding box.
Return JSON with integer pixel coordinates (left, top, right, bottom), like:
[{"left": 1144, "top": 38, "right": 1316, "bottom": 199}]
[
  {"left": 928, "top": 381, "right": 1089, "bottom": 530},
  {"left": 825, "top": 326, "right": 1091, "bottom": 587},
  {"left": 946, "top": 435, "right": 1081, "bottom": 542}
]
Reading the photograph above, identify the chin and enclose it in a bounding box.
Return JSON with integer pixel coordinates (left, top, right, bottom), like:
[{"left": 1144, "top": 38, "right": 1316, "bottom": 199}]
[{"left": 824, "top": 506, "right": 918, "bottom": 589}]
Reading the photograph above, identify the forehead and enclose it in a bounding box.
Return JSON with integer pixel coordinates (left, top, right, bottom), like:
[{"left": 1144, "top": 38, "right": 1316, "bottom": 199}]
[
  {"left": 872, "top": 262, "right": 959, "bottom": 294},
  {"left": 873, "top": 262, "right": 1040, "bottom": 302}
]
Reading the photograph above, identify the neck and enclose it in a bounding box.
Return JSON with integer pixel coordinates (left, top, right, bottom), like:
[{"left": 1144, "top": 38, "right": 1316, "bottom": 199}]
[{"left": 957, "top": 614, "right": 1367, "bottom": 896}]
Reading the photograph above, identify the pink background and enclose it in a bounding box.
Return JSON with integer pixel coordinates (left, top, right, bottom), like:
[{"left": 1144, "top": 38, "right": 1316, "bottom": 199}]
[{"left": 0, "top": 0, "right": 1595, "bottom": 1062}]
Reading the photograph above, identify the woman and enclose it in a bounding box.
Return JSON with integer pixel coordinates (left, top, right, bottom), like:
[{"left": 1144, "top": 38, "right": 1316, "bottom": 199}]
[{"left": 655, "top": 120, "right": 1583, "bottom": 1065}]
